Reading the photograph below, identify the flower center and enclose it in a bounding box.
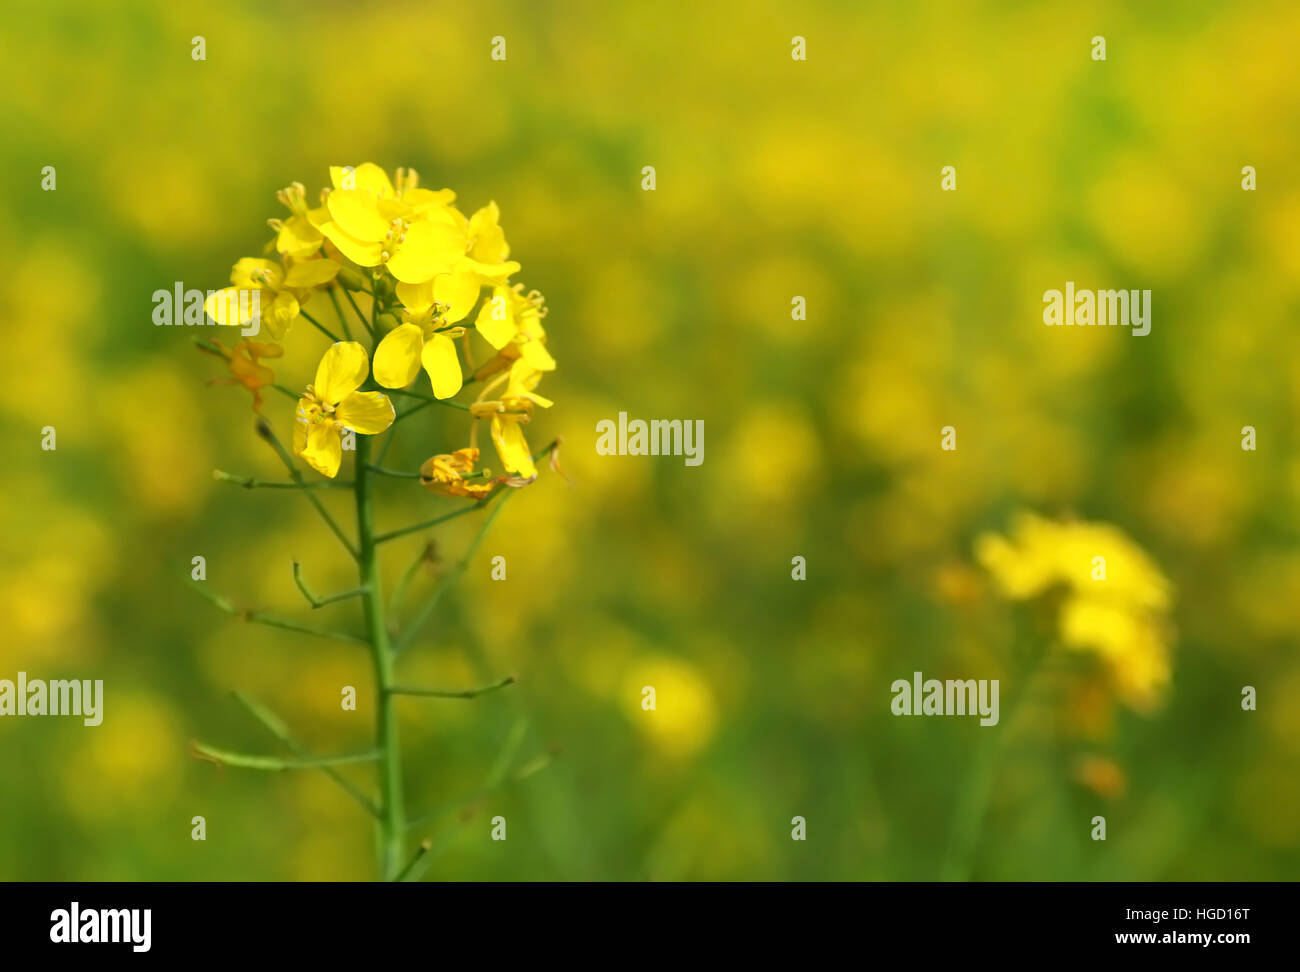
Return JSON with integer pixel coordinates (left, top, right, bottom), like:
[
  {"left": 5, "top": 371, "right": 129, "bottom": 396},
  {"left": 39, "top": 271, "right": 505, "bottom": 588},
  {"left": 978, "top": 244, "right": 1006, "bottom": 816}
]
[
  {"left": 380, "top": 217, "right": 410, "bottom": 263},
  {"left": 302, "top": 386, "right": 336, "bottom": 424}
]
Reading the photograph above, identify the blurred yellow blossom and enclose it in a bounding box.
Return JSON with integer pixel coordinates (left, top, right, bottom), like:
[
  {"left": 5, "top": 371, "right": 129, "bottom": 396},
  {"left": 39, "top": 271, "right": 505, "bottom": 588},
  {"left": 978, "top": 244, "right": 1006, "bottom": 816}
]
[
  {"left": 976, "top": 512, "right": 1174, "bottom": 712},
  {"left": 625, "top": 656, "right": 718, "bottom": 760}
]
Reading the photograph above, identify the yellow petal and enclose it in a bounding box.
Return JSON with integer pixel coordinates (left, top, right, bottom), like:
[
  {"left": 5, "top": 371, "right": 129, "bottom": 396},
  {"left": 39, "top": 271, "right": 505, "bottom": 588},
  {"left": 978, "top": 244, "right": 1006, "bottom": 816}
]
[
  {"left": 283, "top": 259, "right": 340, "bottom": 288},
  {"left": 372, "top": 324, "right": 425, "bottom": 389},
  {"left": 319, "top": 220, "right": 384, "bottom": 267},
  {"left": 490, "top": 414, "right": 536, "bottom": 478},
  {"left": 204, "top": 287, "right": 252, "bottom": 327},
  {"left": 519, "top": 337, "right": 556, "bottom": 371},
  {"left": 402, "top": 187, "right": 457, "bottom": 215},
  {"left": 468, "top": 201, "right": 509, "bottom": 264},
  {"left": 327, "top": 189, "right": 389, "bottom": 242},
  {"left": 421, "top": 333, "right": 463, "bottom": 399},
  {"left": 300, "top": 421, "right": 342, "bottom": 478},
  {"left": 330, "top": 162, "right": 393, "bottom": 197},
  {"left": 313, "top": 341, "right": 370, "bottom": 403},
  {"left": 395, "top": 280, "right": 434, "bottom": 315},
  {"left": 277, "top": 215, "right": 324, "bottom": 258},
  {"left": 386, "top": 219, "right": 465, "bottom": 284},
  {"left": 475, "top": 285, "right": 515, "bottom": 349},
  {"left": 335, "top": 391, "right": 395, "bottom": 435},
  {"left": 459, "top": 256, "right": 521, "bottom": 280},
  {"left": 231, "top": 257, "right": 282, "bottom": 290},
  {"left": 433, "top": 270, "right": 481, "bottom": 322},
  {"left": 263, "top": 291, "right": 300, "bottom": 340}
]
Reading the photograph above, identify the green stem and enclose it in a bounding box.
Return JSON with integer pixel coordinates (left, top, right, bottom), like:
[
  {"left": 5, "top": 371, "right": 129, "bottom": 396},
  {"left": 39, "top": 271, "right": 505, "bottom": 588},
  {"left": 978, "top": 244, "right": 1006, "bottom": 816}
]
[
  {"left": 214, "top": 469, "right": 352, "bottom": 489},
  {"left": 394, "top": 840, "right": 433, "bottom": 882},
  {"left": 386, "top": 387, "right": 471, "bottom": 411},
  {"left": 355, "top": 435, "right": 406, "bottom": 880},
  {"left": 342, "top": 287, "right": 376, "bottom": 341},
  {"left": 192, "top": 742, "right": 381, "bottom": 771},
  {"left": 328, "top": 287, "right": 353, "bottom": 341},
  {"left": 388, "top": 541, "right": 436, "bottom": 618},
  {"left": 256, "top": 420, "right": 358, "bottom": 560},
  {"left": 184, "top": 575, "right": 366, "bottom": 644},
  {"left": 395, "top": 489, "right": 515, "bottom": 654},
  {"left": 231, "top": 691, "right": 379, "bottom": 818},
  {"left": 374, "top": 497, "right": 495, "bottom": 545},
  {"left": 365, "top": 465, "right": 422, "bottom": 479},
  {"left": 938, "top": 651, "right": 1047, "bottom": 881},
  {"left": 299, "top": 309, "right": 340, "bottom": 343},
  {"left": 387, "top": 676, "right": 515, "bottom": 699},
  {"left": 292, "top": 561, "right": 368, "bottom": 608}
]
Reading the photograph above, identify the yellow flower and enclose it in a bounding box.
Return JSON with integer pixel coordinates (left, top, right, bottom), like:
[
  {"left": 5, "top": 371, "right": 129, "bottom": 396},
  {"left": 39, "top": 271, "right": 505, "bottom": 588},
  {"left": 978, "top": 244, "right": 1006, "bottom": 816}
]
[
  {"left": 204, "top": 256, "right": 338, "bottom": 340},
  {"left": 419, "top": 447, "right": 495, "bottom": 500},
  {"left": 293, "top": 342, "right": 394, "bottom": 478},
  {"left": 488, "top": 413, "right": 534, "bottom": 479},
  {"left": 316, "top": 163, "right": 466, "bottom": 284},
  {"left": 471, "top": 358, "right": 552, "bottom": 480},
  {"left": 271, "top": 182, "right": 328, "bottom": 259},
  {"left": 376, "top": 206, "right": 532, "bottom": 397},
  {"left": 474, "top": 283, "right": 556, "bottom": 372},
  {"left": 204, "top": 258, "right": 297, "bottom": 338},
  {"left": 206, "top": 338, "right": 282, "bottom": 412},
  {"left": 461, "top": 201, "right": 521, "bottom": 280},
  {"left": 372, "top": 320, "right": 463, "bottom": 399}
]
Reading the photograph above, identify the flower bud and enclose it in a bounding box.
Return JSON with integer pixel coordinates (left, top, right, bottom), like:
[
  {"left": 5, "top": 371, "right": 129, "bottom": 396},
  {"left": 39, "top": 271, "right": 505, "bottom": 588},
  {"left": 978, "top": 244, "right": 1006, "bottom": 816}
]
[{"left": 336, "top": 265, "right": 368, "bottom": 291}]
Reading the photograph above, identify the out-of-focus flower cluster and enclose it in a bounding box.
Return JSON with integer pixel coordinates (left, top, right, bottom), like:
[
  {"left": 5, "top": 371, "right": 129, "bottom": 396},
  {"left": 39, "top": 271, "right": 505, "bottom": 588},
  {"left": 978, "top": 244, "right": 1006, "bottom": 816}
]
[{"left": 976, "top": 512, "right": 1174, "bottom": 713}]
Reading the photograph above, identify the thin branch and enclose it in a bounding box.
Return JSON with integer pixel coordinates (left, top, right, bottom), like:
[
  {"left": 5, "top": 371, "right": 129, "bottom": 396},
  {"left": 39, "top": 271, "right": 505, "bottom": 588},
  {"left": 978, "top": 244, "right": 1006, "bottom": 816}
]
[
  {"left": 374, "top": 495, "right": 498, "bottom": 545},
  {"left": 365, "top": 464, "right": 422, "bottom": 480},
  {"left": 256, "top": 419, "right": 359, "bottom": 560},
  {"left": 394, "top": 840, "right": 434, "bottom": 882},
  {"left": 389, "top": 397, "right": 435, "bottom": 427},
  {"left": 230, "top": 691, "right": 380, "bottom": 818},
  {"left": 389, "top": 541, "right": 437, "bottom": 619},
  {"left": 342, "top": 286, "right": 376, "bottom": 341},
  {"left": 292, "top": 561, "right": 368, "bottom": 609},
  {"left": 387, "top": 675, "right": 515, "bottom": 700},
  {"left": 404, "top": 719, "right": 529, "bottom": 833},
  {"left": 299, "top": 309, "right": 341, "bottom": 343},
  {"left": 191, "top": 741, "right": 382, "bottom": 771},
  {"left": 184, "top": 575, "right": 367, "bottom": 645},
  {"left": 214, "top": 469, "right": 352, "bottom": 489},
  {"left": 394, "top": 489, "right": 515, "bottom": 653},
  {"left": 192, "top": 336, "right": 296, "bottom": 401},
  {"left": 402, "top": 719, "right": 551, "bottom": 882},
  {"left": 327, "top": 286, "right": 353, "bottom": 341},
  {"left": 386, "top": 387, "right": 471, "bottom": 411}
]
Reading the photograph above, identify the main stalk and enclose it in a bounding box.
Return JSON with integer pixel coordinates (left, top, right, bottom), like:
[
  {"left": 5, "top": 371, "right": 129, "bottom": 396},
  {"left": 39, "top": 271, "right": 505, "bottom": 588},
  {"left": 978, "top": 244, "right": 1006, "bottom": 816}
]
[{"left": 354, "top": 434, "right": 405, "bottom": 879}]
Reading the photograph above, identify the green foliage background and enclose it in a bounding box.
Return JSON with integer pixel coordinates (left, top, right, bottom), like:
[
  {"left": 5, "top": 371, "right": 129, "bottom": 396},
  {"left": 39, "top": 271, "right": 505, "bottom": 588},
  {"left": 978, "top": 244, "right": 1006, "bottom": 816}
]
[{"left": 1, "top": 0, "right": 1298, "bottom": 880}]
